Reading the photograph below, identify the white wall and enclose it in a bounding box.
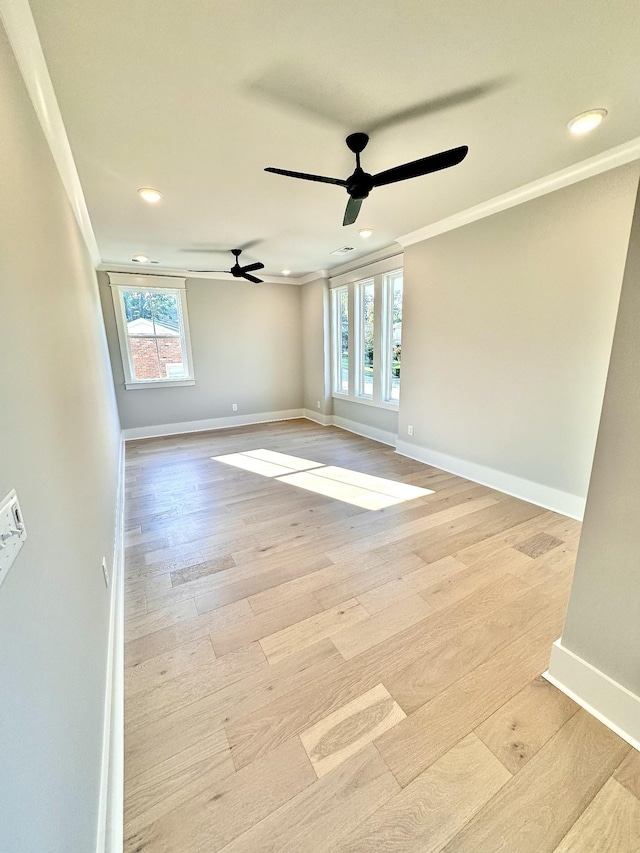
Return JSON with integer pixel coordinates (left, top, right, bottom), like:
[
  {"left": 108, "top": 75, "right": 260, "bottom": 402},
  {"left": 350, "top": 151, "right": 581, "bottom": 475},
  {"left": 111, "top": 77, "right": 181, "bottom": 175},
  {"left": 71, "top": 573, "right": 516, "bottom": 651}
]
[
  {"left": 558, "top": 180, "right": 640, "bottom": 694},
  {"left": 0, "top": 23, "right": 121, "bottom": 853},
  {"left": 301, "top": 276, "right": 332, "bottom": 417},
  {"left": 398, "top": 163, "right": 640, "bottom": 515},
  {"left": 99, "top": 273, "right": 304, "bottom": 430}
]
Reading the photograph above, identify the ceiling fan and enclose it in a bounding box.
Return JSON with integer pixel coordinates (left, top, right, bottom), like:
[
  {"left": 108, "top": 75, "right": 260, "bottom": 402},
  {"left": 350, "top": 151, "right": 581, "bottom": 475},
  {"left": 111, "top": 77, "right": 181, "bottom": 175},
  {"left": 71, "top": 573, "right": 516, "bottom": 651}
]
[
  {"left": 189, "top": 248, "right": 265, "bottom": 283},
  {"left": 265, "top": 132, "right": 468, "bottom": 226}
]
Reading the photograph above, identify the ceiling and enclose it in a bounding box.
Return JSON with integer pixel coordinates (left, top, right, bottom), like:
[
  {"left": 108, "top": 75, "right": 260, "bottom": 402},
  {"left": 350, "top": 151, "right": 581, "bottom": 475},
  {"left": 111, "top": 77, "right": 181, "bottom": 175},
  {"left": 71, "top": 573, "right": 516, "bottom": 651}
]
[{"left": 28, "top": 0, "right": 640, "bottom": 279}]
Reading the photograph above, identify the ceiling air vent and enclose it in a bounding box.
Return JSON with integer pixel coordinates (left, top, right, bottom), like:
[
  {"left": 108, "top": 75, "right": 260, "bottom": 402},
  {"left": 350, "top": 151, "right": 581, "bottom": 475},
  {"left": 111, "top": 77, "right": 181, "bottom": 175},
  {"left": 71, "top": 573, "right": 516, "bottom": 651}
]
[{"left": 331, "top": 246, "right": 355, "bottom": 256}]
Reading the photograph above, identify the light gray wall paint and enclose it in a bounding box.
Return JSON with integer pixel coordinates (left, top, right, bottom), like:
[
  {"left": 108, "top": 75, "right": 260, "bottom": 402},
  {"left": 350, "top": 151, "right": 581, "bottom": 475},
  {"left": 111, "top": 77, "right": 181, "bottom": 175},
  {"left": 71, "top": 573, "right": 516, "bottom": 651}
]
[
  {"left": 99, "top": 273, "right": 304, "bottom": 429},
  {"left": 0, "top": 25, "right": 121, "bottom": 853},
  {"left": 301, "top": 277, "right": 332, "bottom": 416},
  {"left": 333, "top": 399, "right": 399, "bottom": 439},
  {"left": 560, "top": 181, "right": 640, "bottom": 694},
  {"left": 399, "top": 163, "right": 640, "bottom": 502}
]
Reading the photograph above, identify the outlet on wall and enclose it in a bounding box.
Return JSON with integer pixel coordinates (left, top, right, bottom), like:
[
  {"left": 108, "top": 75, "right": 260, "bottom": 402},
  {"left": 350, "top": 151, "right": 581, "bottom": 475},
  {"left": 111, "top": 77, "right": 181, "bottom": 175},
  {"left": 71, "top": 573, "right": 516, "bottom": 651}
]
[
  {"left": 316, "top": 400, "right": 321, "bottom": 409},
  {"left": 232, "top": 403, "right": 238, "bottom": 412},
  {"left": 102, "top": 556, "right": 109, "bottom": 588},
  {"left": 408, "top": 425, "right": 414, "bottom": 436}
]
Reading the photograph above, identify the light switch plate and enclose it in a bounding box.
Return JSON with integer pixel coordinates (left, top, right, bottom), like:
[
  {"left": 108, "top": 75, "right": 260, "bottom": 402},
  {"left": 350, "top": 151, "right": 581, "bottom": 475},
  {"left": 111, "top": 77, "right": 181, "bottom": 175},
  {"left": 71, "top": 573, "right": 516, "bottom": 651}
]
[{"left": 0, "top": 490, "right": 27, "bottom": 588}]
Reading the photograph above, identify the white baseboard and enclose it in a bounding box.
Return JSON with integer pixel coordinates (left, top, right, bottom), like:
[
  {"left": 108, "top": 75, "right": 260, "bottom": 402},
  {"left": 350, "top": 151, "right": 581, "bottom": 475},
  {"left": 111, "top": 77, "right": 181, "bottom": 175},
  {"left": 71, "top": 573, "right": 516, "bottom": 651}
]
[
  {"left": 96, "top": 437, "right": 125, "bottom": 853},
  {"left": 332, "top": 415, "right": 397, "bottom": 447},
  {"left": 302, "top": 408, "right": 334, "bottom": 426},
  {"left": 395, "top": 439, "right": 584, "bottom": 519},
  {"left": 544, "top": 640, "right": 640, "bottom": 752},
  {"left": 122, "top": 409, "right": 305, "bottom": 441}
]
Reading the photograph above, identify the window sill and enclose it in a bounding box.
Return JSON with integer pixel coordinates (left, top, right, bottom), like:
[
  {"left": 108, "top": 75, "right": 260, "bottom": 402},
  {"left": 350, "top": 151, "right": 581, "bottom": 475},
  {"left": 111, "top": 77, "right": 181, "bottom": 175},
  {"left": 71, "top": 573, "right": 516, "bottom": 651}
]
[
  {"left": 332, "top": 393, "right": 399, "bottom": 411},
  {"left": 124, "top": 379, "right": 196, "bottom": 390}
]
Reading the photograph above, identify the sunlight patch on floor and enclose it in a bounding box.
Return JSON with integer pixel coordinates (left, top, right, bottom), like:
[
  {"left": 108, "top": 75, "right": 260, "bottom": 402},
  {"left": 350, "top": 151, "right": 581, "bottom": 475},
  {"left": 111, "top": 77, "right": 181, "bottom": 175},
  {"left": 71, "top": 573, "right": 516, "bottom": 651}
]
[{"left": 212, "top": 449, "right": 433, "bottom": 510}]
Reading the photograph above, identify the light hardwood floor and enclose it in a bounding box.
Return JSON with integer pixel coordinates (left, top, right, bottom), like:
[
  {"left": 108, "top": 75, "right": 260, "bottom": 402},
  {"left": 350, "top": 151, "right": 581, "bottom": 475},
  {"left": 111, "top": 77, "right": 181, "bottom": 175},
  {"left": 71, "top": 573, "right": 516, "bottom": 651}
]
[{"left": 123, "top": 419, "right": 639, "bottom": 852}]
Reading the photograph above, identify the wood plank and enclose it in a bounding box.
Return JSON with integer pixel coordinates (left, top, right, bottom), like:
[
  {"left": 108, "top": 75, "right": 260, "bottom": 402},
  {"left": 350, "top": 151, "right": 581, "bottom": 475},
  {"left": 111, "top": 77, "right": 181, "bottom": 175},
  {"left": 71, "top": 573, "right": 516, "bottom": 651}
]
[
  {"left": 124, "top": 737, "right": 316, "bottom": 853},
  {"left": 357, "top": 555, "right": 468, "bottom": 614},
  {"left": 441, "top": 710, "right": 630, "bottom": 853},
  {"left": 513, "top": 531, "right": 564, "bottom": 559},
  {"left": 300, "top": 684, "right": 406, "bottom": 777},
  {"left": 125, "top": 640, "right": 342, "bottom": 780},
  {"left": 125, "top": 636, "right": 216, "bottom": 697},
  {"left": 375, "top": 602, "right": 565, "bottom": 787},
  {"left": 210, "top": 593, "right": 324, "bottom": 657},
  {"left": 552, "top": 777, "right": 640, "bottom": 852},
  {"left": 126, "top": 642, "right": 267, "bottom": 732},
  {"left": 331, "top": 595, "right": 432, "bottom": 660},
  {"left": 124, "top": 598, "right": 253, "bottom": 668},
  {"left": 247, "top": 551, "right": 385, "bottom": 615},
  {"left": 124, "top": 598, "right": 197, "bottom": 642},
  {"left": 314, "top": 553, "right": 430, "bottom": 611},
  {"left": 259, "top": 599, "right": 369, "bottom": 665},
  {"left": 333, "top": 734, "right": 510, "bottom": 852},
  {"left": 125, "top": 729, "right": 234, "bottom": 826},
  {"left": 170, "top": 554, "right": 236, "bottom": 585},
  {"left": 475, "top": 675, "right": 579, "bottom": 774},
  {"left": 217, "top": 745, "right": 399, "bottom": 853},
  {"left": 614, "top": 749, "right": 640, "bottom": 800}
]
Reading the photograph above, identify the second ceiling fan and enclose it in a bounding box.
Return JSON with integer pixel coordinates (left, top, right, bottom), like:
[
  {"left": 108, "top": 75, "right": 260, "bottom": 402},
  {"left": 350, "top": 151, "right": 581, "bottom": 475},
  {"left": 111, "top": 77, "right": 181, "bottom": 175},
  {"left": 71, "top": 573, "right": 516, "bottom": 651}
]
[
  {"left": 189, "top": 248, "right": 265, "bottom": 283},
  {"left": 265, "top": 132, "right": 468, "bottom": 226}
]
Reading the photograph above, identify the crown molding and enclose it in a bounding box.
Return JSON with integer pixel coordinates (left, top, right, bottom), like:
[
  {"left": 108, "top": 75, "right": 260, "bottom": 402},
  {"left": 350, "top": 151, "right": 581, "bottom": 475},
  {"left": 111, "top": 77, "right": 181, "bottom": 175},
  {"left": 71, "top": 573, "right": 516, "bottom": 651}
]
[
  {"left": 397, "top": 136, "right": 640, "bottom": 248},
  {"left": 97, "top": 262, "right": 300, "bottom": 285},
  {"left": 0, "top": 0, "right": 101, "bottom": 267},
  {"left": 298, "top": 269, "right": 329, "bottom": 285},
  {"left": 327, "top": 244, "right": 403, "bottom": 278}
]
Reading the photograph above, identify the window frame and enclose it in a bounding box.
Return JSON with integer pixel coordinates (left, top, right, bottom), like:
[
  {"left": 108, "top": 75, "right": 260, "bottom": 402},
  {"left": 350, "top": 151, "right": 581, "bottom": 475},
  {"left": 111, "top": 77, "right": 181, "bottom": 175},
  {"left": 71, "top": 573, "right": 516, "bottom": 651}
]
[
  {"left": 331, "top": 285, "right": 350, "bottom": 396},
  {"left": 330, "top": 261, "right": 403, "bottom": 410},
  {"left": 107, "top": 273, "right": 196, "bottom": 390}
]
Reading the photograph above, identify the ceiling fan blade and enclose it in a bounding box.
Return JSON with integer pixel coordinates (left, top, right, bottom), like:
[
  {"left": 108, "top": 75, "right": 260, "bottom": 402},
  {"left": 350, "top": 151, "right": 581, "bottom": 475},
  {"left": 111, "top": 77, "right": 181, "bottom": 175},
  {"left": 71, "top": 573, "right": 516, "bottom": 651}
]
[
  {"left": 187, "top": 269, "right": 230, "bottom": 274},
  {"left": 372, "top": 145, "right": 468, "bottom": 188},
  {"left": 242, "top": 273, "right": 263, "bottom": 284},
  {"left": 343, "top": 196, "right": 363, "bottom": 226},
  {"left": 265, "top": 167, "right": 347, "bottom": 186},
  {"left": 240, "top": 262, "right": 265, "bottom": 273}
]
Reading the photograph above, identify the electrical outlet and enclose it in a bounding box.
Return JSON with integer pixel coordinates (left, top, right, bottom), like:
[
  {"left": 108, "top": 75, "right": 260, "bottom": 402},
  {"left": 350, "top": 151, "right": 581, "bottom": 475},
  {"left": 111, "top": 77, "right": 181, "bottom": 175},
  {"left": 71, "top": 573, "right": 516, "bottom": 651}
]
[
  {"left": 232, "top": 403, "right": 238, "bottom": 412},
  {"left": 408, "top": 425, "right": 414, "bottom": 436},
  {"left": 316, "top": 400, "right": 321, "bottom": 409},
  {"left": 102, "top": 556, "right": 109, "bottom": 588}
]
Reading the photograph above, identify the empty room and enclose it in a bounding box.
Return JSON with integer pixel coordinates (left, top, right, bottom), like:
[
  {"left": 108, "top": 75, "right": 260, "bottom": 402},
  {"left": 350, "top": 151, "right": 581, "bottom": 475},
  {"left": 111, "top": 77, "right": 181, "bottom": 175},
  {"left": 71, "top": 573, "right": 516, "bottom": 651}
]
[{"left": 2, "top": 1, "right": 640, "bottom": 851}]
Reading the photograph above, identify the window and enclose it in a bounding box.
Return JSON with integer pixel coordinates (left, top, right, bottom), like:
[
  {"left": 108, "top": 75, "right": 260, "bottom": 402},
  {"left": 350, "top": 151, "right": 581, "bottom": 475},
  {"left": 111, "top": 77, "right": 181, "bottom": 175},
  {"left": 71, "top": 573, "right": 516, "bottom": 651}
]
[
  {"left": 331, "top": 266, "right": 403, "bottom": 407},
  {"left": 108, "top": 273, "right": 195, "bottom": 390},
  {"left": 357, "top": 280, "right": 375, "bottom": 398},
  {"left": 333, "top": 286, "right": 349, "bottom": 394},
  {"left": 383, "top": 271, "right": 403, "bottom": 403}
]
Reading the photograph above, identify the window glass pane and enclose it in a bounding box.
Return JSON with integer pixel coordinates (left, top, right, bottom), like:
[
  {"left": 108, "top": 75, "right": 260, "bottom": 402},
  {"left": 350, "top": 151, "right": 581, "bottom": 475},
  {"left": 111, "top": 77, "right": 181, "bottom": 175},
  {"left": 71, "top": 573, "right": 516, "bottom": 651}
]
[
  {"left": 338, "top": 289, "right": 349, "bottom": 393},
  {"left": 122, "top": 288, "right": 188, "bottom": 381},
  {"left": 388, "top": 275, "right": 403, "bottom": 402},
  {"left": 360, "top": 282, "right": 374, "bottom": 397}
]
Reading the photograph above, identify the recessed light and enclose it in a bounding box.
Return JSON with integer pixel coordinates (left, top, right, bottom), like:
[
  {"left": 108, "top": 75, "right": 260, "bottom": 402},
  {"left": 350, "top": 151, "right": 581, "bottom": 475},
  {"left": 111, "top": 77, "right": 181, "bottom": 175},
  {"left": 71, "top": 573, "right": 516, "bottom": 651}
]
[
  {"left": 282, "top": 269, "right": 291, "bottom": 276},
  {"left": 567, "top": 109, "right": 607, "bottom": 135},
  {"left": 132, "top": 255, "right": 149, "bottom": 263},
  {"left": 137, "top": 187, "right": 163, "bottom": 203},
  {"left": 359, "top": 228, "right": 374, "bottom": 239}
]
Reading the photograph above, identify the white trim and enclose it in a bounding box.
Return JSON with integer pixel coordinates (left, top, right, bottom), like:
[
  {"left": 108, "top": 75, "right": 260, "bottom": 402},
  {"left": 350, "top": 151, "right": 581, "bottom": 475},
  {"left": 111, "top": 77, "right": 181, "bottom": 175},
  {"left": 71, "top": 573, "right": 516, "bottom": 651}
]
[
  {"left": 124, "top": 379, "right": 196, "bottom": 391},
  {"left": 122, "top": 409, "right": 305, "bottom": 441},
  {"left": 332, "top": 415, "right": 397, "bottom": 448},
  {"left": 96, "top": 437, "right": 125, "bottom": 853},
  {"left": 329, "top": 253, "right": 404, "bottom": 289},
  {"left": 0, "top": 0, "right": 101, "bottom": 267},
  {"left": 299, "top": 270, "right": 329, "bottom": 285},
  {"left": 331, "top": 392, "right": 399, "bottom": 412},
  {"left": 107, "top": 272, "right": 186, "bottom": 290},
  {"left": 395, "top": 438, "right": 585, "bottom": 519},
  {"left": 544, "top": 640, "right": 640, "bottom": 753},
  {"left": 327, "top": 246, "right": 404, "bottom": 280},
  {"left": 397, "top": 136, "right": 640, "bottom": 247},
  {"left": 303, "top": 409, "right": 334, "bottom": 426},
  {"left": 99, "top": 263, "right": 300, "bottom": 286}
]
